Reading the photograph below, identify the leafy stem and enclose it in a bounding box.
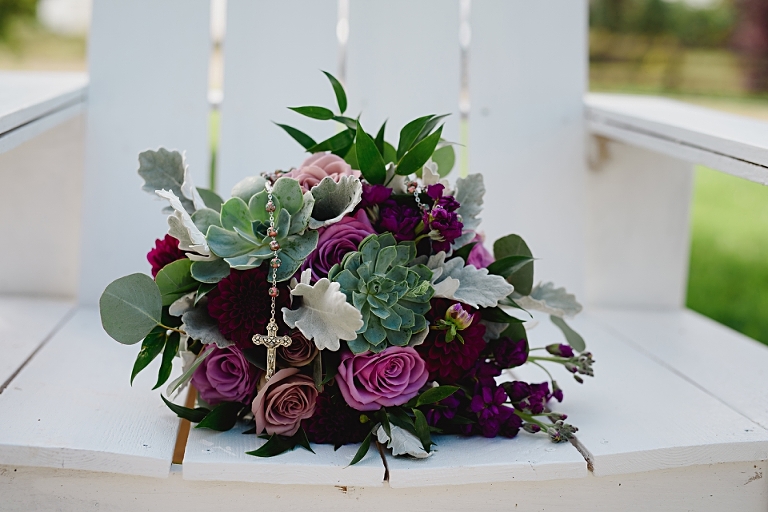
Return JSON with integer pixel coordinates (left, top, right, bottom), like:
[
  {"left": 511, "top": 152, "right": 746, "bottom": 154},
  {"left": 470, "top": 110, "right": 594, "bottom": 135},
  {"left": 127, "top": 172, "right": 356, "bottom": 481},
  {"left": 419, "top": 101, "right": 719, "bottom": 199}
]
[{"left": 158, "top": 323, "right": 187, "bottom": 336}]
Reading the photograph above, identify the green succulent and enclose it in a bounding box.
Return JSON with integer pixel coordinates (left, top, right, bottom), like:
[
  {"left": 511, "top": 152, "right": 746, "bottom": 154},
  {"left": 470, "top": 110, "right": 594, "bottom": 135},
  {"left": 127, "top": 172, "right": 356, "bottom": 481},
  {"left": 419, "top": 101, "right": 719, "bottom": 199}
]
[
  {"left": 328, "top": 233, "right": 434, "bottom": 353},
  {"left": 203, "top": 176, "right": 318, "bottom": 282}
]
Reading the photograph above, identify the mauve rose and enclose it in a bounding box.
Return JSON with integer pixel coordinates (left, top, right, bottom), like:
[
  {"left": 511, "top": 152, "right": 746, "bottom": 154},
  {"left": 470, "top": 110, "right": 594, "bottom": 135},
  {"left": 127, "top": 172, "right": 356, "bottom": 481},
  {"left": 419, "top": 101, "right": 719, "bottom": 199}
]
[
  {"left": 300, "top": 209, "right": 375, "bottom": 281},
  {"left": 467, "top": 235, "right": 494, "bottom": 269},
  {"left": 285, "top": 152, "right": 361, "bottom": 192},
  {"left": 191, "top": 346, "right": 259, "bottom": 406},
  {"left": 336, "top": 347, "right": 429, "bottom": 411},
  {"left": 252, "top": 368, "right": 318, "bottom": 436},
  {"left": 278, "top": 330, "right": 319, "bottom": 367}
]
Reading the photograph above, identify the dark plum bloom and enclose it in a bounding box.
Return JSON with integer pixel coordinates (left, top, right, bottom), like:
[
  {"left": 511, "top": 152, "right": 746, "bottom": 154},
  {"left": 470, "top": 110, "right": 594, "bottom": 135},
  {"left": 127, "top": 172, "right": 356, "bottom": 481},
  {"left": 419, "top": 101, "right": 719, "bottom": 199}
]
[
  {"left": 500, "top": 412, "right": 523, "bottom": 438},
  {"left": 378, "top": 199, "right": 422, "bottom": 242},
  {"left": 466, "top": 235, "right": 494, "bottom": 269},
  {"left": 424, "top": 205, "right": 463, "bottom": 253},
  {"left": 147, "top": 234, "right": 186, "bottom": 277},
  {"left": 207, "top": 267, "right": 290, "bottom": 349},
  {"left": 469, "top": 384, "right": 517, "bottom": 438},
  {"left": 425, "top": 391, "right": 463, "bottom": 426},
  {"left": 425, "top": 184, "right": 460, "bottom": 211},
  {"left": 551, "top": 380, "right": 564, "bottom": 403},
  {"left": 192, "top": 346, "right": 260, "bottom": 406},
  {"left": 502, "top": 381, "right": 552, "bottom": 414},
  {"left": 492, "top": 337, "right": 528, "bottom": 369},
  {"left": 303, "top": 384, "right": 371, "bottom": 446},
  {"left": 358, "top": 184, "right": 392, "bottom": 209},
  {"left": 417, "top": 299, "right": 487, "bottom": 384},
  {"left": 546, "top": 343, "right": 574, "bottom": 358},
  {"left": 300, "top": 210, "right": 375, "bottom": 281},
  {"left": 464, "top": 359, "right": 502, "bottom": 388}
]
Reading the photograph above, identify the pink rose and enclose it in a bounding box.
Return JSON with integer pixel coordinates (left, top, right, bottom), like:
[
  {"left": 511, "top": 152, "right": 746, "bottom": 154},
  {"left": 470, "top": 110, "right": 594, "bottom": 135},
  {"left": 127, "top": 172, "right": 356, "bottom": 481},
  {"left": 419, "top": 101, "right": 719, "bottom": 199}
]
[
  {"left": 285, "top": 152, "right": 361, "bottom": 192},
  {"left": 336, "top": 347, "right": 429, "bottom": 411},
  {"left": 252, "top": 368, "right": 318, "bottom": 436}
]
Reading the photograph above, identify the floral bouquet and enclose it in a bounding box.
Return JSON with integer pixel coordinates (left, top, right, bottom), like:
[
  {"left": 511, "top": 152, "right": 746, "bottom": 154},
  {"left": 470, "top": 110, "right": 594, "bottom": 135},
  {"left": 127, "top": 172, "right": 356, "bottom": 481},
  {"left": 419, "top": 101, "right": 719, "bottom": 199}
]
[{"left": 99, "top": 72, "right": 594, "bottom": 463}]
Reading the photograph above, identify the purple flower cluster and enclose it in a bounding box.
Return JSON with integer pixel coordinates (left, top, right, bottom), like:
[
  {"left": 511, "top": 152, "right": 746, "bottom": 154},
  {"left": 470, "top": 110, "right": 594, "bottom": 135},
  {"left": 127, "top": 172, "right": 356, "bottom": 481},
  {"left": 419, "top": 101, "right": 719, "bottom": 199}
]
[
  {"left": 424, "top": 184, "right": 463, "bottom": 253},
  {"left": 470, "top": 384, "right": 523, "bottom": 438}
]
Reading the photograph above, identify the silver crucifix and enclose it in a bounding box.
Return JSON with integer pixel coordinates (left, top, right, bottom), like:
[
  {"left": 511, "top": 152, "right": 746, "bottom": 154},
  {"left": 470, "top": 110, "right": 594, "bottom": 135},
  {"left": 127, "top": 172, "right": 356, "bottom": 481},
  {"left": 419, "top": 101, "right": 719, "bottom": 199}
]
[{"left": 252, "top": 320, "right": 292, "bottom": 381}]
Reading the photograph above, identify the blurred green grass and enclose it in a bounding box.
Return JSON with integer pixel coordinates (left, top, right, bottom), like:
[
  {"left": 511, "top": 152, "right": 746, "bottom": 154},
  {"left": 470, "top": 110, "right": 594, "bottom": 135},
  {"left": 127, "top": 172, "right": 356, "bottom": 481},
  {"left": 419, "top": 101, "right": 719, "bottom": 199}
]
[{"left": 687, "top": 167, "right": 768, "bottom": 345}]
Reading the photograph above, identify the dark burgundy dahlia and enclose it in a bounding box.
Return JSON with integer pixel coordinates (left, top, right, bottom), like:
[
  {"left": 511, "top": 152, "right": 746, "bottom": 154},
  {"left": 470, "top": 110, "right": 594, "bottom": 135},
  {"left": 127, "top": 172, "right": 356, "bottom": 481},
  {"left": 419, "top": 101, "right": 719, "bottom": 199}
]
[
  {"left": 302, "top": 384, "right": 371, "bottom": 446},
  {"left": 416, "top": 299, "right": 487, "bottom": 384},
  {"left": 207, "top": 267, "right": 290, "bottom": 349},
  {"left": 147, "top": 234, "right": 186, "bottom": 277}
]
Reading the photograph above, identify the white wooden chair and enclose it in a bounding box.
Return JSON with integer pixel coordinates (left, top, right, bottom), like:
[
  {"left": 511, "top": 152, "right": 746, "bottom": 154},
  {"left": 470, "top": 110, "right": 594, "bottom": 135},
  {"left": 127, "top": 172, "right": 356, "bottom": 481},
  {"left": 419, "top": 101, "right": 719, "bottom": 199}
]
[{"left": 1, "top": 1, "right": 767, "bottom": 509}]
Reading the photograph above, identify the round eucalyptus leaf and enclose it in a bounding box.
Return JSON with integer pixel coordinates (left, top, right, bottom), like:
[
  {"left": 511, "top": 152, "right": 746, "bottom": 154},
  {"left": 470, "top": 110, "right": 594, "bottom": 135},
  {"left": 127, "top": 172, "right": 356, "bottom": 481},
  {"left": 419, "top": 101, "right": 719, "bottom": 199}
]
[{"left": 100, "top": 273, "right": 163, "bottom": 345}]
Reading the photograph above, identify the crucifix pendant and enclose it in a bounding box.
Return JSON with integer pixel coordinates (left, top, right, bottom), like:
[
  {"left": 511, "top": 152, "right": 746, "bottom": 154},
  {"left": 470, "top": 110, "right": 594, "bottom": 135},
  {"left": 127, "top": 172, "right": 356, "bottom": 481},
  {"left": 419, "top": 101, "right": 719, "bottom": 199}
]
[{"left": 252, "top": 320, "right": 292, "bottom": 381}]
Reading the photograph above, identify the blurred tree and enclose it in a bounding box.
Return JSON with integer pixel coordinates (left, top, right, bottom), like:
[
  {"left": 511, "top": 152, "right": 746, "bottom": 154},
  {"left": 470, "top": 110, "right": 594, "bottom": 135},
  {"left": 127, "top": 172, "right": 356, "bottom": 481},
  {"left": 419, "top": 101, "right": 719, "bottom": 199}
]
[
  {"left": 0, "top": 0, "right": 37, "bottom": 43},
  {"left": 733, "top": 0, "right": 768, "bottom": 92}
]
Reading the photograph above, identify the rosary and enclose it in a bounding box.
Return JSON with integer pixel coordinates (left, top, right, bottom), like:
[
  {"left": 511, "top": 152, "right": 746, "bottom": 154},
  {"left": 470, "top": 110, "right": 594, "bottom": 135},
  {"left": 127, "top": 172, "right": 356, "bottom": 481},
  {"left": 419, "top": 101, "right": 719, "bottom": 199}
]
[{"left": 251, "top": 180, "right": 292, "bottom": 381}]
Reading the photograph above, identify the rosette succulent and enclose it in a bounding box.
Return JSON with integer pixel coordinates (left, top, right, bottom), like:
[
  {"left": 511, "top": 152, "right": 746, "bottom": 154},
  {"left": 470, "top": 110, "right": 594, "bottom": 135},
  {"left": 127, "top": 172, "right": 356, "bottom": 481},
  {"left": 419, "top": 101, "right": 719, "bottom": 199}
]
[{"left": 328, "top": 233, "right": 434, "bottom": 353}]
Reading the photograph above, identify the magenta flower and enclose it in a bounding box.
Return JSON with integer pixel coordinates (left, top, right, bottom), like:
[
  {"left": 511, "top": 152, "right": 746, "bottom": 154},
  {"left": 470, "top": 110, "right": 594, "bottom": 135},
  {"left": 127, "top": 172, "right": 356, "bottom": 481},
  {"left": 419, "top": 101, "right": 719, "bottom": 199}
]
[
  {"left": 470, "top": 384, "right": 519, "bottom": 438},
  {"left": 191, "top": 346, "right": 259, "bottom": 406},
  {"left": 492, "top": 337, "right": 528, "bottom": 369},
  {"left": 300, "top": 209, "right": 375, "bottom": 281},
  {"left": 467, "top": 235, "right": 494, "bottom": 269},
  {"left": 378, "top": 199, "right": 422, "bottom": 242},
  {"left": 336, "top": 347, "right": 429, "bottom": 411},
  {"left": 285, "top": 152, "right": 360, "bottom": 192},
  {"left": 147, "top": 234, "right": 186, "bottom": 277}
]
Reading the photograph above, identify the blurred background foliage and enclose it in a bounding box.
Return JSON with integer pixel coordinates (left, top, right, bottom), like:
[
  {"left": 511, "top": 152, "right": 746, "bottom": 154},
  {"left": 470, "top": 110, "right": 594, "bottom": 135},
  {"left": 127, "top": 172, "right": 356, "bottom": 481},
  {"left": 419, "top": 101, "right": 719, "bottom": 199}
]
[{"left": 0, "top": 0, "right": 766, "bottom": 344}]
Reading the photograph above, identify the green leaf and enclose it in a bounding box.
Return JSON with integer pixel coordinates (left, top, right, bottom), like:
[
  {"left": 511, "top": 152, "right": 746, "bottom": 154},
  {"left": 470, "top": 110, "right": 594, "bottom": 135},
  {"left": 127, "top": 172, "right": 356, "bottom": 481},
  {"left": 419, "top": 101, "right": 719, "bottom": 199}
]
[
  {"left": 383, "top": 142, "right": 397, "bottom": 165},
  {"left": 153, "top": 331, "right": 179, "bottom": 390},
  {"left": 550, "top": 316, "right": 586, "bottom": 352},
  {"left": 487, "top": 255, "right": 536, "bottom": 280},
  {"left": 333, "top": 116, "right": 358, "bottom": 130},
  {"left": 242, "top": 346, "right": 267, "bottom": 371},
  {"left": 501, "top": 321, "right": 528, "bottom": 342},
  {"left": 481, "top": 306, "right": 524, "bottom": 324},
  {"left": 190, "top": 258, "right": 231, "bottom": 284},
  {"left": 195, "top": 401, "right": 243, "bottom": 431},
  {"left": 322, "top": 71, "right": 347, "bottom": 114},
  {"left": 493, "top": 234, "right": 534, "bottom": 295},
  {"left": 155, "top": 259, "right": 198, "bottom": 306},
  {"left": 451, "top": 242, "right": 477, "bottom": 263},
  {"left": 288, "top": 106, "right": 334, "bottom": 120},
  {"left": 397, "top": 115, "right": 433, "bottom": 161},
  {"left": 161, "top": 394, "right": 210, "bottom": 423},
  {"left": 374, "top": 120, "right": 387, "bottom": 156},
  {"left": 99, "top": 273, "right": 162, "bottom": 345},
  {"left": 412, "top": 408, "right": 433, "bottom": 453},
  {"left": 414, "top": 114, "right": 449, "bottom": 146},
  {"left": 387, "top": 408, "right": 417, "bottom": 436},
  {"left": 348, "top": 432, "right": 372, "bottom": 466},
  {"left": 246, "top": 428, "right": 314, "bottom": 457},
  {"left": 130, "top": 326, "right": 166, "bottom": 385},
  {"left": 272, "top": 177, "right": 304, "bottom": 215},
  {"left": 307, "top": 129, "right": 354, "bottom": 154},
  {"left": 294, "top": 427, "right": 315, "bottom": 453},
  {"left": 396, "top": 125, "right": 443, "bottom": 176},
  {"left": 196, "top": 187, "right": 224, "bottom": 212},
  {"left": 344, "top": 142, "right": 358, "bottom": 168},
  {"left": 274, "top": 123, "right": 316, "bottom": 150},
  {"left": 415, "top": 385, "right": 459, "bottom": 407},
  {"left": 431, "top": 145, "right": 456, "bottom": 177},
  {"left": 355, "top": 121, "right": 387, "bottom": 185},
  {"left": 194, "top": 282, "right": 217, "bottom": 306}
]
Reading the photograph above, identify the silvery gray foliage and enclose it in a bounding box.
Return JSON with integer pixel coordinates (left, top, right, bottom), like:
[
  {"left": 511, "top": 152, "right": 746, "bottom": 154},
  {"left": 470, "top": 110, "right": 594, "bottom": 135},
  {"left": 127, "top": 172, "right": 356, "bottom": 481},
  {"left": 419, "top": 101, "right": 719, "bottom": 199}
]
[
  {"left": 514, "top": 282, "right": 583, "bottom": 318},
  {"left": 481, "top": 320, "right": 509, "bottom": 342},
  {"left": 452, "top": 173, "right": 485, "bottom": 249},
  {"left": 375, "top": 424, "right": 430, "bottom": 459},
  {"left": 181, "top": 299, "right": 233, "bottom": 348},
  {"left": 308, "top": 175, "right": 363, "bottom": 229},
  {"left": 138, "top": 149, "right": 196, "bottom": 214},
  {"left": 427, "top": 252, "right": 514, "bottom": 309}
]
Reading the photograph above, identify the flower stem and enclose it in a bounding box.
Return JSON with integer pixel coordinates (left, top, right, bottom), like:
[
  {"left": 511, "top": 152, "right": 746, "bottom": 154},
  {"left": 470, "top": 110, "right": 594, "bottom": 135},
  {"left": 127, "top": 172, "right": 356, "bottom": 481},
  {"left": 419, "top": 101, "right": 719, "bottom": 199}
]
[
  {"left": 528, "top": 355, "right": 568, "bottom": 364},
  {"left": 159, "top": 324, "right": 187, "bottom": 336},
  {"left": 529, "top": 360, "right": 555, "bottom": 382}
]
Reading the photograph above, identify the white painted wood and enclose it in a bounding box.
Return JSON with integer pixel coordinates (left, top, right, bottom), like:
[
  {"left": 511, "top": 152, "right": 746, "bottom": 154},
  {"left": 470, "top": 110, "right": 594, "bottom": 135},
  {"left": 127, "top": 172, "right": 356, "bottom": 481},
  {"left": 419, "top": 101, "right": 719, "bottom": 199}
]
[
  {"left": 469, "top": 0, "right": 588, "bottom": 299},
  {"left": 0, "top": 71, "right": 86, "bottom": 136},
  {"left": 0, "top": 101, "right": 83, "bottom": 154},
  {"left": 183, "top": 427, "right": 385, "bottom": 486},
  {"left": 0, "top": 307, "right": 178, "bottom": 478},
  {"left": 587, "top": 93, "right": 768, "bottom": 185},
  {"left": 591, "top": 308, "right": 768, "bottom": 431},
  {"left": 78, "top": 0, "right": 211, "bottom": 305},
  {"left": 385, "top": 433, "right": 586, "bottom": 488},
  {"left": 2, "top": 460, "right": 765, "bottom": 511},
  {"left": 585, "top": 140, "right": 694, "bottom": 308},
  {"left": 0, "top": 114, "right": 86, "bottom": 297},
  {"left": 0, "top": 296, "right": 74, "bottom": 387},
  {"left": 346, "top": 0, "right": 460, "bottom": 147},
  {"left": 515, "top": 312, "right": 768, "bottom": 477},
  {"left": 216, "top": 0, "right": 338, "bottom": 196}
]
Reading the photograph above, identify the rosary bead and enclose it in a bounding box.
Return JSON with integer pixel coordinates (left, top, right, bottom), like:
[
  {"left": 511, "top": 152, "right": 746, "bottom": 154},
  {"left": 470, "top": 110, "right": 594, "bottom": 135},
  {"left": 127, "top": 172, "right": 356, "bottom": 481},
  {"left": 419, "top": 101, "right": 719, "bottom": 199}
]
[
  {"left": 267, "top": 227, "right": 278, "bottom": 237},
  {"left": 270, "top": 240, "right": 280, "bottom": 251},
  {"left": 265, "top": 201, "right": 276, "bottom": 213},
  {"left": 268, "top": 287, "right": 279, "bottom": 297},
  {"left": 270, "top": 257, "right": 282, "bottom": 268}
]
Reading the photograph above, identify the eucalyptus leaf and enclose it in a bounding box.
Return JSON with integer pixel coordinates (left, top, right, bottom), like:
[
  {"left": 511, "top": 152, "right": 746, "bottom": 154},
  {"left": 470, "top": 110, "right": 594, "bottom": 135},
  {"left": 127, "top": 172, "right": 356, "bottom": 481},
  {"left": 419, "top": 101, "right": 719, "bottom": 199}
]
[
  {"left": 550, "top": 315, "right": 586, "bottom": 353},
  {"left": 396, "top": 126, "right": 443, "bottom": 176},
  {"left": 130, "top": 326, "right": 166, "bottom": 385},
  {"left": 355, "top": 121, "right": 387, "bottom": 185},
  {"left": 100, "top": 273, "right": 162, "bottom": 345},
  {"left": 153, "top": 331, "right": 180, "bottom": 390},
  {"left": 274, "top": 123, "right": 316, "bottom": 150},
  {"left": 493, "top": 234, "right": 534, "bottom": 295},
  {"left": 155, "top": 259, "right": 198, "bottom": 306},
  {"left": 322, "top": 70, "right": 347, "bottom": 114},
  {"left": 288, "top": 105, "right": 334, "bottom": 120},
  {"left": 196, "top": 401, "right": 243, "bottom": 431},
  {"left": 161, "top": 394, "right": 210, "bottom": 423}
]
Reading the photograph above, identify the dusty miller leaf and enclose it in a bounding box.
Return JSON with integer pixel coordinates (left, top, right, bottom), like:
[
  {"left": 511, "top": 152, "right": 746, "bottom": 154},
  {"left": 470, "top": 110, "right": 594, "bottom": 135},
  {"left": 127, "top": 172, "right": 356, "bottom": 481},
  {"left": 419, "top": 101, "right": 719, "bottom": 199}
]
[
  {"left": 308, "top": 175, "right": 363, "bottom": 229},
  {"left": 513, "top": 282, "right": 582, "bottom": 318},
  {"left": 452, "top": 173, "right": 485, "bottom": 249},
  {"left": 375, "top": 424, "right": 430, "bottom": 459},
  {"left": 282, "top": 270, "right": 363, "bottom": 351},
  {"left": 156, "top": 189, "right": 211, "bottom": 258},
  {"left": 182, "top": 300, "right": 233, "bottom": 348},
  {"left": 427, "top": 252, "right": 514, "bottom": 309},
  {"left": 138, "top": 149, "right": 195, "bottom": 214}
]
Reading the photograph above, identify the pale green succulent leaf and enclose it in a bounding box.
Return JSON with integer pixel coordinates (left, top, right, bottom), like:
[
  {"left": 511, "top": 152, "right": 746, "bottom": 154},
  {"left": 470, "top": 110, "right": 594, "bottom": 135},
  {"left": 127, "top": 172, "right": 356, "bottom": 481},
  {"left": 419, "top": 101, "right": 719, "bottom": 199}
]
[
  {"left": 272, "top": 177, "right": 304, "bottom": 216},
  {"left": 231, "top": 175, "right": 266, "bottom": 203}
]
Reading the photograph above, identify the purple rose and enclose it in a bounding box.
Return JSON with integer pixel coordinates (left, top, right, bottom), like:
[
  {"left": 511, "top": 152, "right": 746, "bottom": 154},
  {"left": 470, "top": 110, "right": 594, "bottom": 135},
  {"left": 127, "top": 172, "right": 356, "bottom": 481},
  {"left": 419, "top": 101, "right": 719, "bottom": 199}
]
[
  {"left": 467, "top": 235, "right": 494, "bottom": 269},
  {"left": 301, "top": 209, "right": 375, "bottom": 281},
  {"left": 336, "top": 347, "right": 429, "bottom": 411},
  {"left": 379, "top": 199, "right": 422, "bottom": 242},
  {"left": 493, "top": 337, "right": 528, "bottom": 368},
  {"left": 192, "top": 346, "right": 259, "bottom": 406}
]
